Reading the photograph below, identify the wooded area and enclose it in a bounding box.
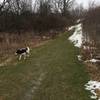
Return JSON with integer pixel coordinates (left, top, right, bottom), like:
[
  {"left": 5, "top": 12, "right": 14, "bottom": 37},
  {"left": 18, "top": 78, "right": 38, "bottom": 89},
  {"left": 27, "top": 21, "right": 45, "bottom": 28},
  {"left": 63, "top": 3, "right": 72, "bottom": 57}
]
[{"left": 0, "top": 0, "right": 75, "bottom": 33}]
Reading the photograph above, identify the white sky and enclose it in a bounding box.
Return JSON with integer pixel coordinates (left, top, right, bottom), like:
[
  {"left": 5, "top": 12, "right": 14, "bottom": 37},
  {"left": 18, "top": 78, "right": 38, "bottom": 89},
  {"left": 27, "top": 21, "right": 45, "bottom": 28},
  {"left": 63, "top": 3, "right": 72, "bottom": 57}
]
[
  {"left": 75, "top": 0, "right": 100, "bottom": 8},
  {"left": 0, "top": 0, "right": 100, "bottom": 8}
]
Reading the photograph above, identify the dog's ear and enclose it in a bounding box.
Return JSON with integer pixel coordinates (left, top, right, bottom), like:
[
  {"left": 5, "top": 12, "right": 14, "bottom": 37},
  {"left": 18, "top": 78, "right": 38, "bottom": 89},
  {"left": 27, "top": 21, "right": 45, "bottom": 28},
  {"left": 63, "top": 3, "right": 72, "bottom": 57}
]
[{"left": 26, "top": 46, "right": 28, "bottom": 48}]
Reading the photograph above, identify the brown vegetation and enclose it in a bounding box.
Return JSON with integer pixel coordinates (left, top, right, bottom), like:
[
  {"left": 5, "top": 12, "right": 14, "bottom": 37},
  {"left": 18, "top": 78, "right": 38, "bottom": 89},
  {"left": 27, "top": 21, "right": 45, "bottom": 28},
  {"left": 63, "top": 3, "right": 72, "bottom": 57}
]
[
  {"left": 0, "top": 0, "right": 75, "bottom": 64},
  {"left": 74, "top": 3, "right": 100, "bottom": 89}
]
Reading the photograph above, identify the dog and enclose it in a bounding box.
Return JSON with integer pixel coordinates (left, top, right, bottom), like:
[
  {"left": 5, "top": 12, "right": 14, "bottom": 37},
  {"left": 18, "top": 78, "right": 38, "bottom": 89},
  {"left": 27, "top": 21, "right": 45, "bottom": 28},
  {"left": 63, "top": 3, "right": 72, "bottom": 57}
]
[{"left": 15, "top": 47, "right": 30, "bottom": 60}]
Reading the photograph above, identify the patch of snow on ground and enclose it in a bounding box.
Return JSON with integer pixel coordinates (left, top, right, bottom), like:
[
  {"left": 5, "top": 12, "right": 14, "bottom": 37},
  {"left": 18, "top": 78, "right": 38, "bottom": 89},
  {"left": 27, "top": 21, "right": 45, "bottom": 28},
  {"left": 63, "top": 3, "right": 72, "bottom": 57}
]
[
  {"left": 68, "top": 26, "right": 75, "bottom": 31},
  {"left": 90, "top": 59, "right": 100, "bottom": 63},
  {"left": 76, "top": 19, "right": 81, "bottom": 23},
  {"left": 85, "top": 59, "right": 100, "bottom": 63},
  {"left": 85, "top": 80, "right": 100, "bottom": 100},
  {"left": 68, "top": 23, "right": 83, "bottom": 48},
  {"left": 77, "top": 55, "right": 82, "bottom": 61}
]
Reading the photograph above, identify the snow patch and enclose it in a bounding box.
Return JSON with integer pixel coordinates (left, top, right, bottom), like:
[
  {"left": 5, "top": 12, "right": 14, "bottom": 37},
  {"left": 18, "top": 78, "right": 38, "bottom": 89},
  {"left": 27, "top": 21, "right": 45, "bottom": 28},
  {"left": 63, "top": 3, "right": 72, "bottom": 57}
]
[
  {"left": 77, "top": 55, "right": 82, "bottom": 61},
  {"left": 68, "top": 26, "right": 75, "bottom": 31},
  {"left": 85, "top": 80, "right": 100, "bottom": 100},
  {"left": 76, "top": 19, "right": 81, "bottom": 23},
  {"left": 90, "top": 59, "right": 100, "bottom": 63},
  {"left": 68, "top": 23, "right": 83, "bottom": 48},
  {"left": 85, "top": 59, "right": 100, "bottom": 63}
]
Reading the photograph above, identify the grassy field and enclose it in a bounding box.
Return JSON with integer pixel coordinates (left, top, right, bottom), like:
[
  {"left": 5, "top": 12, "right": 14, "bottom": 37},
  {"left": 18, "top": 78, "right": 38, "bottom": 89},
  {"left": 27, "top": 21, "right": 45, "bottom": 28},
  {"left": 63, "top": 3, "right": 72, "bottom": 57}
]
[{"left": 0, "top": 33, "right": 91, "bottom": 100}]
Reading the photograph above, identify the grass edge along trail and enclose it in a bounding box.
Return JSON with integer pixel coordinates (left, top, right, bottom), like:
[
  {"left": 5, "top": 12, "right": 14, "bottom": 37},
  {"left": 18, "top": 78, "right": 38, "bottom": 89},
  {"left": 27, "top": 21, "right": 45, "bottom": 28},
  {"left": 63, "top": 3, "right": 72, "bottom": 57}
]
[{"left": 0, "top": 33, "right": 91, "bottom": 100}]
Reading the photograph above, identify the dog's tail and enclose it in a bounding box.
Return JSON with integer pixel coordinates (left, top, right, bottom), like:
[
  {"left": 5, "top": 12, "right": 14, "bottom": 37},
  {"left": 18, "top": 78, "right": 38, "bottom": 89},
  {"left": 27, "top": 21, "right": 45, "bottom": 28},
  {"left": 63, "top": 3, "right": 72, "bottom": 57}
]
[{"left": 15, "top": 52, "right": 17, "bottom": 55}]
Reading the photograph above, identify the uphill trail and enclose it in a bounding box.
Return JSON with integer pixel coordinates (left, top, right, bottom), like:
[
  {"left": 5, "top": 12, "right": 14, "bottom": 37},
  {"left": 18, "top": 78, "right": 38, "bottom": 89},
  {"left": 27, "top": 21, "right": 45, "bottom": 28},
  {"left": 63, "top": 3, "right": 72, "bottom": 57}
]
[{"left": 0, "top": 33, "right": 91, "bottom": 100}]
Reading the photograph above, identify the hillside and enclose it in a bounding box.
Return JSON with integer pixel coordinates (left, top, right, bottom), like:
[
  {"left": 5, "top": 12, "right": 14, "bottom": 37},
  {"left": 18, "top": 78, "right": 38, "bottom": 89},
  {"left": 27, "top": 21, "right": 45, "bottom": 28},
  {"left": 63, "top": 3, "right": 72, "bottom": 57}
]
[{"left": 0, "top": 33, "right": 91, "bottom": 100}]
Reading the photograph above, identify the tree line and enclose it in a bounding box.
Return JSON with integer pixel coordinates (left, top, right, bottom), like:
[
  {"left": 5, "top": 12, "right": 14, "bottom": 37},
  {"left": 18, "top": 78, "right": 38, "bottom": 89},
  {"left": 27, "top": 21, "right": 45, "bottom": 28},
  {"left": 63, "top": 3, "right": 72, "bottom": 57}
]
[{"left": 0, "top": 0, "right": 75, "bottom": 34}]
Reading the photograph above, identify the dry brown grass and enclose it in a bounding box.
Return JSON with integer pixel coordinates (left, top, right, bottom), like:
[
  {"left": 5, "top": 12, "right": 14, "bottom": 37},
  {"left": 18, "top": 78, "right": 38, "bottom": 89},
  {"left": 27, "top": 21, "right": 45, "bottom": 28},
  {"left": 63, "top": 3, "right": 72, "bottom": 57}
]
[
  {"left": 84, "top": 61, "right": 100, "bottom": 82},
  {"left": 0, "top": 32, "right": 51, "bottom": 66},
  {"left": 80, "top": 40, "right": 100, "bottom": 81}
]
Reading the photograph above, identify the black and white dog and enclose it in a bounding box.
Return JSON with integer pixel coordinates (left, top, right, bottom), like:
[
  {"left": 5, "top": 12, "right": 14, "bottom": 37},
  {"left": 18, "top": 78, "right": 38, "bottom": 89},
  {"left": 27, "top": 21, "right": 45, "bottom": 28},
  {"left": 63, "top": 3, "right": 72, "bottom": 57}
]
[{"left": 15, "top": 47, "right": 30, "bottom": 60}]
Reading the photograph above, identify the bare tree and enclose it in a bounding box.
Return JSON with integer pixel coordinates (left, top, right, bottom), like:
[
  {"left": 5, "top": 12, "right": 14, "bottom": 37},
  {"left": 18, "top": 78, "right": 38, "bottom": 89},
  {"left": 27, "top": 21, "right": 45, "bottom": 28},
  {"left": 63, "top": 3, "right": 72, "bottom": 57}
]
[
  {"left": 51, "top": 0, "right": 74, "bottom": 16},
  {"left": 0, "top": 0, "right": 12, "bottom": 15}
]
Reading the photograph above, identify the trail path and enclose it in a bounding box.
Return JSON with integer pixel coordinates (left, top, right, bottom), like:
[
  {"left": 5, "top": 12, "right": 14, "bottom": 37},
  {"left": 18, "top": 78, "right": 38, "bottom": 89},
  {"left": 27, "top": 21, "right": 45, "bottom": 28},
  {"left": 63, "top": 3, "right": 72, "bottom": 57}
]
[{"left": 0, "top": 33, "right": 91, "bottom": 100}]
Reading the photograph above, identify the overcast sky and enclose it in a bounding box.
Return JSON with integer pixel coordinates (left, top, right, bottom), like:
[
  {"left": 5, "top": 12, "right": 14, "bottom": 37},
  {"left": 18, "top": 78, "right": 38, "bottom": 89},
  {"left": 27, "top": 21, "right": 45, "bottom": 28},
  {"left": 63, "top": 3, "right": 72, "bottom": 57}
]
[
  {"left": 75, "top": 0, "right": 100, "bottom": 7},
  {"left": 0, "top": 0, "right": 100, "bottom": 8}
]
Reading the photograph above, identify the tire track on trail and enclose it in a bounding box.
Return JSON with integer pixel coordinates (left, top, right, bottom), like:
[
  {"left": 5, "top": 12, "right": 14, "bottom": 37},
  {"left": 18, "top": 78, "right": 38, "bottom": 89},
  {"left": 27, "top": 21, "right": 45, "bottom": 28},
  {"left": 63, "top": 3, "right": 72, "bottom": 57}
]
[{"left": 22, "top": 72, "right": 47, "bottom": 100}]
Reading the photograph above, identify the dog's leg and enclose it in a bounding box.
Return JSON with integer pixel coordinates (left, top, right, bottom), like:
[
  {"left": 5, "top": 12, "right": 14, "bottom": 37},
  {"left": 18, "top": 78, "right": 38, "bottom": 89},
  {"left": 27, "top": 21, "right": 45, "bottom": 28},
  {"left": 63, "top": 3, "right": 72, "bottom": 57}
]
[
  {"left": 23, "top": 53, "right": 26, "bottom": 60},
  {"left": 24, "top": 55, "right": 26, "bottom": 59},
  {"left": 19, "top": 55, "right": 22, "bottom": 60}
]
